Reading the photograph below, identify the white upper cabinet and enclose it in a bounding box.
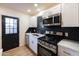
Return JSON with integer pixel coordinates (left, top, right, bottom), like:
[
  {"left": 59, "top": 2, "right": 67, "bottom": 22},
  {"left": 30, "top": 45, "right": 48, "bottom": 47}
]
[
  {"left": 62, "top": 3, "right": 79, "bottom": 27},
  {"left": 29, "top": 16, "right": 37, "bottom": 27},
  {"left": 42, "top": 4, "right": 62, "bottom": 17}
]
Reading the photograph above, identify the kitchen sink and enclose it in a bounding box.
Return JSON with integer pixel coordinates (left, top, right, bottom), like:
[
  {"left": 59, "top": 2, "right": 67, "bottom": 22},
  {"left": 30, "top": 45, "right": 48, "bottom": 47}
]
[
  {"left": 32, "top": 33, "right": 39, "bottom": 36},
  {"left": 33, "top": 34, "right": 39, "bottom": 36},
  {"left": 32, "top": 33, "right": 45, "bottom": 38}
]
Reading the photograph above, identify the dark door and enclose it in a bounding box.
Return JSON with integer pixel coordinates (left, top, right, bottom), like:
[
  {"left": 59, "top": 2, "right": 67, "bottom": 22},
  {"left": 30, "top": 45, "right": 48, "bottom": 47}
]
[{"left": 2, "top": 15, "right": 19, "bottom": 51}]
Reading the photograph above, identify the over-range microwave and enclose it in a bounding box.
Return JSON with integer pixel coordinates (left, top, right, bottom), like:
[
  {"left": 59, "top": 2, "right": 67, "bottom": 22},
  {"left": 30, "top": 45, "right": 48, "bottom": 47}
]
[
  {"left": 43, "top": 17, "right": 53, "bottom": 24},
  {"left": 43, "top": 13, "right": 61, "bottom": 26}
]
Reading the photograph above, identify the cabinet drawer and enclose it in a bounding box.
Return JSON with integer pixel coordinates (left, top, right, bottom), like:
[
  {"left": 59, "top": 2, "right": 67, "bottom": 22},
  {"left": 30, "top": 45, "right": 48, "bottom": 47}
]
[{"left": 58, "top": 46, "right": 79, "bottom": 56}]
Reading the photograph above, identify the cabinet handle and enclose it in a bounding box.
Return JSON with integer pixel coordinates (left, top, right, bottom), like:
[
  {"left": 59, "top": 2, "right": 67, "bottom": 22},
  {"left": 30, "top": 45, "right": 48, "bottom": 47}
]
[{"left": 63, "top": 51, "right": 71, "bottom": 55}]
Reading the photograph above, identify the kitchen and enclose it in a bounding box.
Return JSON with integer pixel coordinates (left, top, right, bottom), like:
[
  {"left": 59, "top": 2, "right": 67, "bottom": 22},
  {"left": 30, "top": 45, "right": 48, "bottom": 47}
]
[{"left": 0, "top": 3, "right": 79, "bottom": 56}]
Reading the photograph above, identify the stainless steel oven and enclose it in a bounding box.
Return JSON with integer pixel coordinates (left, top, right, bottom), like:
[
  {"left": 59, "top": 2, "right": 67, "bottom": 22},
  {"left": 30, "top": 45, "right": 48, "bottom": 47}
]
[
  {"left": 38, "top": 44, "right": 55, "bottom": 56},
  {"left": 38, "top": 38, "right": 57, "bottom": 56}
]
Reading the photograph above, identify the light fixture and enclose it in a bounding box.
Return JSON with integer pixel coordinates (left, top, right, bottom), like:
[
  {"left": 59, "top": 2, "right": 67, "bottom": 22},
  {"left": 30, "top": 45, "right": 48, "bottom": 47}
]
[
  {"left": 34, "top": 3, "right": 38, "bottom": 7},
  {"left": 27, "top": 9, "right": 31, "bottom": 12}
]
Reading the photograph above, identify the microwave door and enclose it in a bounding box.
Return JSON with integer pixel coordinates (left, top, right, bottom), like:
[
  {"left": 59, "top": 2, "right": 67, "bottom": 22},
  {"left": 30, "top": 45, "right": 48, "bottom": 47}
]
[
  {"left": 43, "top": 18, "right": 53, "bottom": 24},
  {"left": 54, "top": 16, "right": 60, "bottom": 23},
  {"left": 54, "top": 15, "right": 61, "bottom": 25}
]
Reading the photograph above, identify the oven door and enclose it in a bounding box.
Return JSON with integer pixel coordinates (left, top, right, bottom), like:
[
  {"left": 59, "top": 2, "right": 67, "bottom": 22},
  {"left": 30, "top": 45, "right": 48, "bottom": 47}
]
[{"left": 38, "top": 44, "right": 56, "bottom": 56}]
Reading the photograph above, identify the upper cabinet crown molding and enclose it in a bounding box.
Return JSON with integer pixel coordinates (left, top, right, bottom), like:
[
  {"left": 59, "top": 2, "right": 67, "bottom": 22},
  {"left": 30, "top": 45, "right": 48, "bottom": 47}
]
[{"left": 61, "top": 3, "right": 79, "bottom": 27}]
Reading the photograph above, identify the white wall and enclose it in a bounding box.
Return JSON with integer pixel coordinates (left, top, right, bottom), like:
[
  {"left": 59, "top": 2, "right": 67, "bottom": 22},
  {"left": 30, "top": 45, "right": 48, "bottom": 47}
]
[
  {"left": 0, "top": 6, "right": 30, "bottom": 48},
  {"left": 29, "top": 16, "right": 37, "bottom": 27}
]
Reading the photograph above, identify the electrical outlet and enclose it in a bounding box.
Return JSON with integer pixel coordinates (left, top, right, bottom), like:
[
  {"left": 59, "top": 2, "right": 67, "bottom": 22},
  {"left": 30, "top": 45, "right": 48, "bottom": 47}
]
[{"left": 65, "top": 32, "right": 68, "bottom": 37}]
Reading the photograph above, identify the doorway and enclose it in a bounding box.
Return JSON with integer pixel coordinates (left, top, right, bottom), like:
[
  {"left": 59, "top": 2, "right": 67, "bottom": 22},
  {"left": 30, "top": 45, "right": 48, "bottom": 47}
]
[{"left": 2, "top": 15, "right": 19, "bottom": 51}]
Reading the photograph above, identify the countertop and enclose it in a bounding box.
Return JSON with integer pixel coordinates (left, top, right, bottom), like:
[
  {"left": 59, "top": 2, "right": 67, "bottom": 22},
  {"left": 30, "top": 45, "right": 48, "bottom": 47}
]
[
  {"left": 58, "top": 39, "right": 79, "bottom": 53},
  {"left": 26, "top": 33, "right": 45, "bottom": 38}
]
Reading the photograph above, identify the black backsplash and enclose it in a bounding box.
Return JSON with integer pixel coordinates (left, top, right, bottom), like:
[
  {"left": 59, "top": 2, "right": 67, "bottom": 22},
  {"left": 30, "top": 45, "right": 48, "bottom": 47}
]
[
  {"left": 45, "top": 27, "right": 79, "bottom": 41},
  {"left": 37, "top": 16, "right": 45, "bottom": 34},
  {"left": 61, "top": 27, "right": 79, "bottom": 41},
  {"left": 26, "top": 27, "right": 37, "bottom": 33},
  {"left": 37, "top": 16, "right": 79, "bottom": 42}
]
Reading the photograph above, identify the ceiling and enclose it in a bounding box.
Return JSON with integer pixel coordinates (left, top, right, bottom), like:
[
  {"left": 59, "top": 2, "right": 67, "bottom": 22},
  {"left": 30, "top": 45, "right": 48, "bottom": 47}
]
[{"left": 0, "top": 3, "right": 58, "bottom": 16}]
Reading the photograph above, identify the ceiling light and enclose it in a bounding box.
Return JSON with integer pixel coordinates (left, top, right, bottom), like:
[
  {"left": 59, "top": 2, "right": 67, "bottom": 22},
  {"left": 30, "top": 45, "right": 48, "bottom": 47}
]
[
  {"left": 34, "top": 3, "right": 38, "bottom": 7},
  {"left": 27, "top": 9, "right": 31, "bottom": 12}
]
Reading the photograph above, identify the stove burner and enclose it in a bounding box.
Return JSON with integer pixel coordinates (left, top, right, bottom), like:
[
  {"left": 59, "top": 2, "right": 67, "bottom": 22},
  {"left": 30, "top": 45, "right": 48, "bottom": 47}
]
[{"left": 45, "top": 36, "right": 61, "bottom": 44}]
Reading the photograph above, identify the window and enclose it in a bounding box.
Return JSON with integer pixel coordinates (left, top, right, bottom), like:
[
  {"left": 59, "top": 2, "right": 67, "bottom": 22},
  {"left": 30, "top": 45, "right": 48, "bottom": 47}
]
[{"left": 5, "top": 17, "right": 17, "bottom": 34}]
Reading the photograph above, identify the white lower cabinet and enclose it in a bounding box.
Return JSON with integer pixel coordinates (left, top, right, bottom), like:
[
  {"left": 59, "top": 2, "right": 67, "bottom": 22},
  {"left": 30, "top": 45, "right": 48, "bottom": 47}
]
[
  {"left": 58, "top": 46, "right": 79, "bottom": 56},
  {"left": 29, "top": 34, "right": 37, "bottom": 54},
  {"left": 58, "top": 39, "right": 79, "bottom": 56}
]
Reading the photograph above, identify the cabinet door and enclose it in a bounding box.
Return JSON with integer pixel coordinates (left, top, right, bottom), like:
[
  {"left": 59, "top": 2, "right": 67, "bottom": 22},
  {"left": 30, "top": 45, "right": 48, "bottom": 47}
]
[
  {"left": 32, "top": 37, "right": 37, "bottom": 54},
  {"left": 29, "top": 34, "right": 34, "bottom": 50},
  {"left": 62, "top": 3, "right": 79, "bottom": 27},
  {"left": 58, "top": 45, "right": 79, "bottom": 56},
  {"left": 25, "top": 35, "right": 29, "bottom": 46},
  {"left": 29, "top": 35, "right": 37, "bottom": 54}
]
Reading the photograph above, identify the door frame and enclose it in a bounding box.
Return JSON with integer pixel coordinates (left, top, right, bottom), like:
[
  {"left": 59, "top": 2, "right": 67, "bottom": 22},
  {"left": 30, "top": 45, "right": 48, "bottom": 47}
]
[{"left": 2, "top": 15, "right": 20, "bottom": 51}]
